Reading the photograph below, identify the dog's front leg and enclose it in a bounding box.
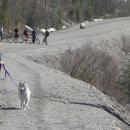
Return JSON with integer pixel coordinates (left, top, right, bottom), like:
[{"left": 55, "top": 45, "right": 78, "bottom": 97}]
[
  {"left": 21, "top": 100, "right": 25, "bottom": 109},
  {"left": 26, "top": 99, "right": 30, "bottom": 109},
  {"left": 23, "top": 100, "right": 28, "bottom": 110},
  {"left": 21, "top": 101, "right": 23, "bottom": 108}
]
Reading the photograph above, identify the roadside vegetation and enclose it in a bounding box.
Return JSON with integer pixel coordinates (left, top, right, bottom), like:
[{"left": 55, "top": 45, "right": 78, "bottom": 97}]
[
  {"left": 58, "top": 35, "right": 130, "bottom": 110},
  {"left": 0, "top": 0, "right": 130, "bottom": 29}
]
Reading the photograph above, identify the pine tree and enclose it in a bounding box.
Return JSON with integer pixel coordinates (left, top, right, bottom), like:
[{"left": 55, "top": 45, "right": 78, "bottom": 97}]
[
  {"left": 74, "top": 0, "right": 84, "bottom": 22},
  {"left": 86, "top": 0, "right": 93, "bottom": 21}
]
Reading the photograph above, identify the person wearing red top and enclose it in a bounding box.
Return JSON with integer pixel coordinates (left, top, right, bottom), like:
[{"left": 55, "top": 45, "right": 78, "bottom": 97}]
[{"left": 23, "top": 27, "right": 29, "bottom": 43}]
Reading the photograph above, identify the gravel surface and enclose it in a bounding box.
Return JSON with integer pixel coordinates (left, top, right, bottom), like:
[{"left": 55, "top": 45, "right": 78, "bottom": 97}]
[{"left": 0, "top": 17, "right": 130, "bottom": 130}]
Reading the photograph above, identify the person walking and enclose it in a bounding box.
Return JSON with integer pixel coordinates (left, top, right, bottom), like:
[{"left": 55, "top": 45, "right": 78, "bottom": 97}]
[
  {"left": 14, "top": 26, "right": 19, "bottom": 42},
  {"left": 43, "top": 28, "right": 49, "bottom": 45},
  {"left": 32, "top": 28, "right": 36, "bottom": 44},
  {"left": 0, "top": 25, "right": 3, "bottom": 42}
]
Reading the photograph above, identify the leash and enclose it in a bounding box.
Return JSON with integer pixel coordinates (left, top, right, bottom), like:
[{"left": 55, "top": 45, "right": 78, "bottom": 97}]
[{"left": 0, "top": 53, "right": 18, "bottom": 87}]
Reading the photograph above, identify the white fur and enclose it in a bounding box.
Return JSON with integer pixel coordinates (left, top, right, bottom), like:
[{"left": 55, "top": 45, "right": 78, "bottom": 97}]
[
  {"left": 80, "top": 23, "right": 86, "bottom": 29},
  {"left": 18, "top": 82, "right": 31, "bottom": 110}
]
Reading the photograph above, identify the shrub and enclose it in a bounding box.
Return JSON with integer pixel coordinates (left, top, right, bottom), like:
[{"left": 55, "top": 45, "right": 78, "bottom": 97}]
[
  {"left": 59, "top": 43, "right": 119, "bottom": 95},
  {"left": 117, "top": 65, "right": 130, "bottom": 103},
  {"left": 59, "top": 37, "right": 130, "bottom": 106}
]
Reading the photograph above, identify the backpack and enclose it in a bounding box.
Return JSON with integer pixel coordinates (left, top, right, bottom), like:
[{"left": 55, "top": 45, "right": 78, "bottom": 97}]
[{"left": 45, "top": 31, "right": 49, "bottom": 36}]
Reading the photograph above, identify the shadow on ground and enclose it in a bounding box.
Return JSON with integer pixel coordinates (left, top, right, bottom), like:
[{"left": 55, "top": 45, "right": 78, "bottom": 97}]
[
  {"left": 69, "top": 101, "right": 130, "bottom": 127},
  {"left": 0, "top": 106, "right": 21, "bottom": 111}
]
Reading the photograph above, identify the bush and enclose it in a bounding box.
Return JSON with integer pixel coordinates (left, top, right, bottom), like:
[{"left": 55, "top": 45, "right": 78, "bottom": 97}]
[
  {"left": 117, "top": 65, "right": 130, "bottom": 103},
  {"left": 59, "top": 37, "right": 130, "bottom": 106},
  {"left": 59, "top": 43, "right": 119, "bottom": 95}
]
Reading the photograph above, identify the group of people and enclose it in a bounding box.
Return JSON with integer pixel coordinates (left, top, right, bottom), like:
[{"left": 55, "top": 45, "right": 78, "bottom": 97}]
[
  {"left": 16, "top": 27, "right": 49, "bottom": 44},
  {"left": 22, "top": 27, "right": 36, "bottom": 44},
  {"left": 0, "top": 25, "right": 49, "bottom": 45}
]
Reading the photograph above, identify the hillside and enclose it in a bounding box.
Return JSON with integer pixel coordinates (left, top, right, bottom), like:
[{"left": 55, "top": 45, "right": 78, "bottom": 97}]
[{"left": 0, "top": 17, "right": 130, "bottom": 130}]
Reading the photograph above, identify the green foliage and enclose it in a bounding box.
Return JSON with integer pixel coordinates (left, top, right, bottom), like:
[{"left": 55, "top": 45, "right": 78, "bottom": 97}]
[
  {"left": 0, "top": 0, "right": 129, "bottom": 29},
  {"left": 117, "top": 65, "right": 130, "bottom": 102},
  {"left": 75, "top": 0, "right": 82, "bottom": 22},
  {"left": 0, "top": 0, "right": 22, "bottom": 29},
  {"left": 86, "top": 0, "right": 93, "bottom": 21}
]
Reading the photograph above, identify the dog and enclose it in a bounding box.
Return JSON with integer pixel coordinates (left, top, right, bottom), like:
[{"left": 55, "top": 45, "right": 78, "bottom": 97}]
[
  {"left": 80, "top": 23, "right": 85, "bottom": 29},
  {"left": 18, "top": 81, "right": 31, "bottom": 110}
]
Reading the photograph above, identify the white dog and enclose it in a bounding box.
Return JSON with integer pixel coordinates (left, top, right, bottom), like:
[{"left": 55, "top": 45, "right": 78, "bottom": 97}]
[
  {"left": 18, "top": 81, "right": 31, "bottom": 110},
  {"left": 80, "top": 23, "right": 86, "bottom": 29}
]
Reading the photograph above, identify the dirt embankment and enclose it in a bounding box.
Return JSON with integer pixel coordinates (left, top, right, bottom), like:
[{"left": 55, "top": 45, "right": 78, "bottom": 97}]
[{"left": 0, "top": 17, "right": 130, "bottom": 130}]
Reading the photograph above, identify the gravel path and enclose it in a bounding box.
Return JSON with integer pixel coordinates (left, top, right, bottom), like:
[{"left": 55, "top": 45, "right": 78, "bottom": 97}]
[{"left": 0, "top": 17, "right": 130, "bottom": 130}]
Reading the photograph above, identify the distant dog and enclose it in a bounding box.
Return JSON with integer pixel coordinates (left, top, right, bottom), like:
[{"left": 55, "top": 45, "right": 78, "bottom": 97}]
[
  {"left": 80, "top": 23, "right": 86, "bottom": 29},
  {"left": 18, "top": 81, "right": 31, "bottom": 110}
]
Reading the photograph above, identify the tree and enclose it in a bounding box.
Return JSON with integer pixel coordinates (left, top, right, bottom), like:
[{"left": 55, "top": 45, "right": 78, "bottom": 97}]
[{"left": 86, "top": 0, "right": 93, "bottom": 21}]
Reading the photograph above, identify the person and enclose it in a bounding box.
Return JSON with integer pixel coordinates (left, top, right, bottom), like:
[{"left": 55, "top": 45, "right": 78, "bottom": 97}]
[
  {"left": 14, "top": 26, "right": 19, "bottom": 41},
  {"left": 43, "top": 28, "right": 49, "bottom": 45},
  {"left": 0, "top": 25, "right": 3, "bottom": 42},
  {"left": 23, "top": 27, "right": 29, "bottom": 43},
  {"left": 31, "top": 28, "right": 36, "bottom": 44}
]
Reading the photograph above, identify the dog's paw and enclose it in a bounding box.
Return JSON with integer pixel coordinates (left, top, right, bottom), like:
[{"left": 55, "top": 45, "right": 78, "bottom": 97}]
[
  {"left": 23, "top": 108, "right": 27, "bottom": 110},
  {"left": 26, "top": 106, "right": 30, "bottom": 109}
]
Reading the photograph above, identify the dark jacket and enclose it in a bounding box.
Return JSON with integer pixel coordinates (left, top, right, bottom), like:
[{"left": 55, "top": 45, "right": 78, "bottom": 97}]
[{"left": 32, "top": 30, "right": 36, "bottom": 38}]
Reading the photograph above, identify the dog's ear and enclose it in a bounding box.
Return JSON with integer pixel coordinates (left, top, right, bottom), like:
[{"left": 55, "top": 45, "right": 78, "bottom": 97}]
[
  {"left": 22, "top": 81, "right": 25, "bottom": 85},
  {"left": 19, "top": 81, "right": 21, "bottom": 86}
]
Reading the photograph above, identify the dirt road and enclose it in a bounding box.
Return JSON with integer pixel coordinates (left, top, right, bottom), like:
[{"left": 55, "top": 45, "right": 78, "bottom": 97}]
[{"left": 0, "top": 17, "right": 130, "bottom": 130}]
